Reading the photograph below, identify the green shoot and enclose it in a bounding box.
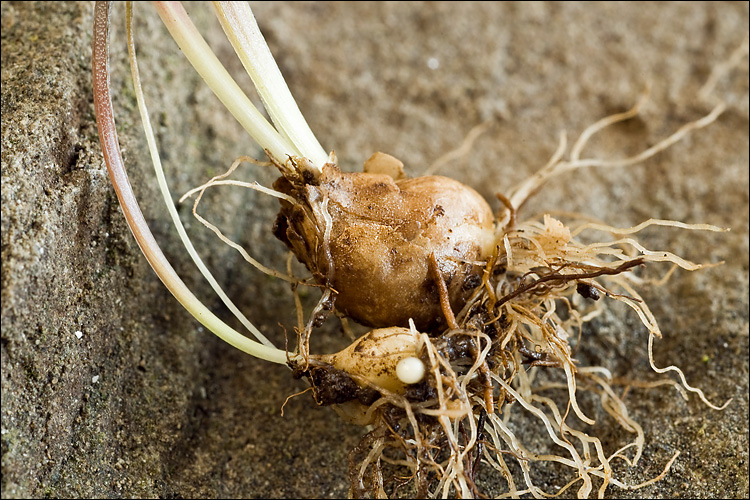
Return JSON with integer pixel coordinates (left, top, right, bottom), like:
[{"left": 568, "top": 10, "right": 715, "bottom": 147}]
[
  {"left": 213, "top": 1, "right": 329, "bottom": 168},
  {"left": 126, "top": 3, "right": 278, "bottom": 349},
  {"left": 153, "top": 1, "right": 296, "bottom": 162}
]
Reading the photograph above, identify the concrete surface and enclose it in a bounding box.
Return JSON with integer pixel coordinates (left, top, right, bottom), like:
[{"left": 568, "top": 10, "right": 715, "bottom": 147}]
[{"left": 2, "top": 1, "right": 748, "bottom": 498}]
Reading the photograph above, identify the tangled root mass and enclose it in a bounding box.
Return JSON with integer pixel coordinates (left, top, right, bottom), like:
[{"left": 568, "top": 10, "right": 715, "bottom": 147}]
[
  {"left": 189, "top": 95, "right": 733, "bottom": 498},
  {"left": 339, "top": 214, "right": 721, "bottom": 498}
]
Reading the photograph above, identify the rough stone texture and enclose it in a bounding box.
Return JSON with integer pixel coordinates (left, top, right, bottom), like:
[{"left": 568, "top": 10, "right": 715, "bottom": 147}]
[{"left": 2, "top": 1, "right": 747, "bottom": 498}]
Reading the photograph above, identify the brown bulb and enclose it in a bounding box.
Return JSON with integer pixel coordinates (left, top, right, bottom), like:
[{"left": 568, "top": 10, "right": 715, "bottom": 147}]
[{"left": 273, "top": 153, "right": 495, "bottom": 331}]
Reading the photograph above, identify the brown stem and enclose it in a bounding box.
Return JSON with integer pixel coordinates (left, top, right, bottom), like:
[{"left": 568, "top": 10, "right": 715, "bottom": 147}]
[
  {"left": 496, "top": 258, "right": 645, "bottom": 309},
  {"left": 429, "top": 253, "right": 458, "bottom": 330},
  {"left": 92, "top": 1, "right": 180, "bottom": 288}
]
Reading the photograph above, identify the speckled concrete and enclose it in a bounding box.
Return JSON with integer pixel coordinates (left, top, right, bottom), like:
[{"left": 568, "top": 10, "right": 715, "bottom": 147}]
[{"left": 2, "top": 2, "right": 748, "bottom": 498}]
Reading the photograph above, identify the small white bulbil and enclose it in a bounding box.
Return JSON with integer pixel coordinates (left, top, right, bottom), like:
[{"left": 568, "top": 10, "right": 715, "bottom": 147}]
[
  {"left": 396, "top": 356, "right": 426, "bottom": 385},
  {"left": 321, "top": 327, "right": 421, "bottom": 394}
]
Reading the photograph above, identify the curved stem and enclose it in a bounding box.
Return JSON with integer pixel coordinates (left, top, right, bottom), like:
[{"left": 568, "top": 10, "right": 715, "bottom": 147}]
[
  {"left": 126, "top": 2, "right": 275, "bottom": 348},
  {"left": 92, "top": 1, "right": 288, "bottom": 365}
]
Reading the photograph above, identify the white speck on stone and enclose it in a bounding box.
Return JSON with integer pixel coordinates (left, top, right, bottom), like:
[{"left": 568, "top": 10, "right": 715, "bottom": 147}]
[
  {"left": 427, "top": 57, "right": 440, "bottom": 70},
  {"left": 92, "top": 375, "right": 100, "bottom": 383},
  {"left": 1, "top": 428, "right": 8, "bottom": 435},
  {"left": 74, "top": 330, "right": 83, "bottom": 339}
]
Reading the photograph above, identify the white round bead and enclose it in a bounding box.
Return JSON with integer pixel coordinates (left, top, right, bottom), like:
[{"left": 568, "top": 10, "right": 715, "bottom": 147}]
[{"left": 396, "top": 356, "right": 426, "bottom": 385}]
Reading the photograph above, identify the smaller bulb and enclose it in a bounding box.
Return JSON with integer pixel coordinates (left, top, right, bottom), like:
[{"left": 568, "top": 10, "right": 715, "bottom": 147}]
[{"left": 396, "top": 356, "right": 426, "bottom": 385}]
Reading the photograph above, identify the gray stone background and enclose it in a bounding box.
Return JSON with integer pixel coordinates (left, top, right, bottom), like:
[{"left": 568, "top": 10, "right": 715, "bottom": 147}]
[{"left": 2, "top": 2, "right": 748, "bottom": 498}]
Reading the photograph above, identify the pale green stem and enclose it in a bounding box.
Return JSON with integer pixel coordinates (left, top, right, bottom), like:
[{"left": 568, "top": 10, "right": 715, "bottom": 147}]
[
  {"left": 154, "top": 1, "right": 296, "bottom": 161},
  {"left": 92, "top": 1, "right": 287, "bottom": 365},
  {"left": 127, "top": 3, "right": 276, "bottom": 349},
  {"left": 213, "top": 1, "right": 328, "bottom": 169}
]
